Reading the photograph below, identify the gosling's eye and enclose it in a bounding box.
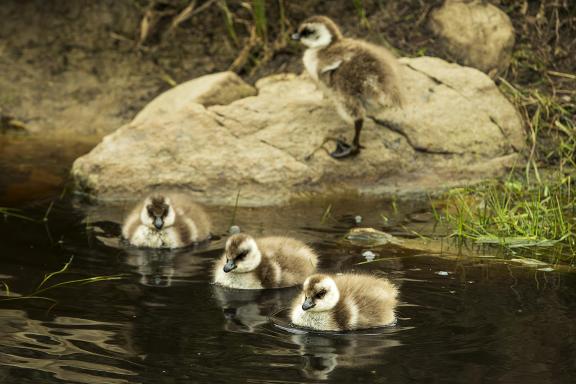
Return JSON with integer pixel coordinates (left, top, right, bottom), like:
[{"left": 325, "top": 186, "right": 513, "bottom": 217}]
[
  {"left": 315, "top": 290, "right": 326, "bottom": 299},
  {"left": 300, "top": 27, "right": 313, "bottom": 37},
  {"left": 236, "top": 250, "right": 248, "bottom": 261}
]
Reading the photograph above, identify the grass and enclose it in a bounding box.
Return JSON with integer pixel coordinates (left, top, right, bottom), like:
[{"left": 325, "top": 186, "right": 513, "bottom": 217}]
[
  {"left": 320, "top": 204, "right": 337, "bottom": 225},
  {"left": 252, "top": 0, "right": 268, "bottom": 43},
  {"left": 228, "top": 188, "right": 241, "bottom": 227},
  {"left": 432, "top": 1, "right": 576, "bottom": 258},
  {"left": 353, "top": 0, "right": 370, "bottom": 29},
  {"left": 498, "top": 76, "right": 576, "bottom": 181},
  {"left": 0, "top": 256, "right": 125, "bottom": 304},
  {"left": 0, "top": 207, "right": 37, "bottom": 221},
  {"left": 1, "top": 198, "right": 59, "bottom": 223},
  {"left": 434, "top": 177, "right": 575, "bottom": 256},
  {"left": 217, "top": 0, "right": 239, "bottom": 46}
]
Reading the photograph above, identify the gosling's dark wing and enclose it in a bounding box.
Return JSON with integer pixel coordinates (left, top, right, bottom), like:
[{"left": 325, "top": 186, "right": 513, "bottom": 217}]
[
  {"left": 255, "top": 256, "right": 280, "bottom": 288},
  {"left": 331, "top": 297, "right": 353, "bottom": 330}
]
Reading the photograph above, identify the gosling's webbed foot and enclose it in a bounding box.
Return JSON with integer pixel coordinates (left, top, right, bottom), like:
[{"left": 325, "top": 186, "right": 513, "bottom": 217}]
[{"left": 330, "top": 140, "right": 361, "bottom": 159}]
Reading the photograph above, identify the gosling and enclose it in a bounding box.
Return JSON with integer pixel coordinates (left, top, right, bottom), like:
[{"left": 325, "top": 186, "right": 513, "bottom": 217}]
[
  {"left": 292, "top": 15, "right": 404, "bottom": 159},
  {"left": 213, "top": 234, "right": 318, "bottom": 289},
  {"left": 291, "top": 273, "right": 398, "bottom": 331},
  {"left": 122, "top": 193, "right": 211, "bottom": 248}
]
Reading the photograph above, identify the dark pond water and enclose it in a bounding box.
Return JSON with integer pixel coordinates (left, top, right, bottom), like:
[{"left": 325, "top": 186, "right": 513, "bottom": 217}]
[
  {"left": 1, "top": 196, "right": 575, "bottom": 384},
  {"left": 1, "top": 139, "right": 575, "bottom": 384}
]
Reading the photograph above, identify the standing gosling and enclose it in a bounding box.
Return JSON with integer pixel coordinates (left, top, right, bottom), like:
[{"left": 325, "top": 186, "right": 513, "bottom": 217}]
[
  {"left": 122, "top": 193, "right": 211, "bottom": 248},
  {"left": 292, "top": 15, "right": 404, "bottom": 159},
  {"left": 213, "top": 234, "right": 318, "bottom": 289},
  {"left": 291, "top": 273, "right": 398, "bottom": 331}
]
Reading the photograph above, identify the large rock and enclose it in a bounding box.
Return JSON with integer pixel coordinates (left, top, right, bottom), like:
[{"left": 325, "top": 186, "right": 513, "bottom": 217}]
[
  {"left": 428, "top": 0, "right": 515, "bottom": 77},
  {"left": 72, "top": 57, "right": 525, "bottom": 206},
  {"left": 132, "top": 71, "right": 257, "bottom": 125}
]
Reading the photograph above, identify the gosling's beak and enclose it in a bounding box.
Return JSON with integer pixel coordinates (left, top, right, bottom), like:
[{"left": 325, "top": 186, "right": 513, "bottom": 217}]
[
  {"left": 291, "top": 32, "right": 301, "bottom": 41},
  {"left": 223, "top": 260, "right": 237, "bottom": 273},
  {"left": 302, "top": 297, "right": 315, "bottom": 311},
  {"left": 153, "top": 216, "right": 163, "bottom": 230}
]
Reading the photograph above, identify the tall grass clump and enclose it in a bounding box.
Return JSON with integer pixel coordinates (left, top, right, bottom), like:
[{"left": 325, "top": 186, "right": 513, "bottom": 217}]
[{"left": 435, "top": 177, "right": 575, "bottom": 254}]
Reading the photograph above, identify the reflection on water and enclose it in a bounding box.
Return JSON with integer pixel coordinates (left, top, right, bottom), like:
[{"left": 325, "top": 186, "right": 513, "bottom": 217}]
[
  {"left": 212, "top": 286, "right": 297, "bottom": 333},
  {"left": 124, "top": 249, "right": 207, "bottom": 288},
  {"left": 292, "top": 332, "right": 401, "bottom": 380},
  {"left": 0, "top": 310, "right": 139, "bottom": 384},
  {"left": 1, "top": 197, "right": 575, "bottom": 383},
  {"left": 0, "top": 135, "right": 96, "bottom": 205}
]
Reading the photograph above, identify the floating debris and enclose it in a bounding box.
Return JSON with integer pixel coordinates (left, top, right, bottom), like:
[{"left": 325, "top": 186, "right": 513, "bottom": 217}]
[
  {"left": 510, "top": 258, "right": 548, "bottom": 266},
  {"left": 408, "top": 212, "right": 434, "bottom": 223},
  {"left": 537, "top": 267, "right": 554, "bottom": 272},
  {"left": 436, "top": 271, "right": 449, "bottom": 276},
  {"left": 229, "top": 225, "right": 241, "bottom": 234},
  {"left": 344, "top": 227, "right": 403, "bottom": 246},
  {"left": 354, "top": 215, "right": 363, "bottom": 224},
  {"left": 362, "top": 250, "right": 376, "bottom": 261},
  {"left": 476, "top": 236, "right": 560, "bottom": 248}
]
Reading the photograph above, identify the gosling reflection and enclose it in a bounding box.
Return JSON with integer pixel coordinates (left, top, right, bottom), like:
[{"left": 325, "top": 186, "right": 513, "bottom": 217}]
[
  {"left": 212, "top": 285, "right": 297, "bottom": 333},
  {"left": 291, "top": 332, "right": 401, "bottom": 380},
  {"left": 124, "top": 248, "right": 206, "bottom": 287}
]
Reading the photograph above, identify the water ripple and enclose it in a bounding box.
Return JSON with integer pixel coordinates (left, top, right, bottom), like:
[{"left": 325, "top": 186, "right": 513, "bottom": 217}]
[{"left": 0, "top": 309, "right": 141, "bottom": 384}]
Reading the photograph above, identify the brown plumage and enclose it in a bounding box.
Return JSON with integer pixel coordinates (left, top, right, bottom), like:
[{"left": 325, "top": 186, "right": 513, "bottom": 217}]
[
  {"left": 213, "top": 234, "right": 319, "bottom": 289},
  {"left": 122, "top": 192, "right": 211, "bottom": 248},
  {"left": 291, "top": 273, "right": 398, "bottom": 331},
  {"left": 293, "top": 15, "right": 404, "bottom": 159}
]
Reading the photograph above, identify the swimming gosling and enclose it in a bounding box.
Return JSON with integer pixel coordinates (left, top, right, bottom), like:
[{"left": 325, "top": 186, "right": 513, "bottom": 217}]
[
  {"left": 122, "top": 193, "right": 211, "bottom": 248},
  {"left": 291, "top": 273, "right": 398, "bottom": 331},
  {"left": 213, "top": 234, "right": 318, "bottom": 289},
  {"left": 292, "top": 15, "right": 404, "bottom": 159}
]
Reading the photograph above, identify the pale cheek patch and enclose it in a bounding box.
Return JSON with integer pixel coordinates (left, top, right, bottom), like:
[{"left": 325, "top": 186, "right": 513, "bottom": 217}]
[
  {"left": 164, "top": 207, "right": 176, "bottom": 227},
  {"left": 140, "top": 206, "right": 153, "bottom": 227},
  {"left": 301, "top": 24, "right": 332, "bottom": 49}
]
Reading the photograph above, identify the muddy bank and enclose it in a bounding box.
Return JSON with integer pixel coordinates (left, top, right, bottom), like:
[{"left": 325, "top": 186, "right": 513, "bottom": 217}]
[{"left": 0, "top": 135, "right": 95, "bottom": 205}]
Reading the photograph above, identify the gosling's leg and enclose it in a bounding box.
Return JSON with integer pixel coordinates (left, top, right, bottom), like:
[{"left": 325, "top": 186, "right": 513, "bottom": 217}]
[{"left": 330, "top": 119, "right": 363, "bottom": 159}]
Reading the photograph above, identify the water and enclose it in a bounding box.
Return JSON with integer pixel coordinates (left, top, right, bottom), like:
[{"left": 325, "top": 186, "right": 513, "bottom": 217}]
[{"left": 1, "top": 140, "right": 576, "bottom": 383}]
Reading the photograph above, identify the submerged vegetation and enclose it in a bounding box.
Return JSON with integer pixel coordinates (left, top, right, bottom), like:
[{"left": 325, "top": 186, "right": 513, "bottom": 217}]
[{"left": 0, "top": 256, "right": 124, "bottom": 305}]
